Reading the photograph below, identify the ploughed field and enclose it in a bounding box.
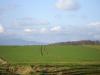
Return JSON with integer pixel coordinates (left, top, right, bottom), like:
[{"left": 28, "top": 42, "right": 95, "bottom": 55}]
[{"left": 0, "top": 45, "right": 100, "bottom": 64}]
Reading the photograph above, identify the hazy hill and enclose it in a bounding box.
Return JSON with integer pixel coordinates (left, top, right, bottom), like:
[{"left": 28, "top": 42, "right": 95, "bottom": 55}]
[{"left": 50, "top": 40, "right": 100, "bottom": 45}]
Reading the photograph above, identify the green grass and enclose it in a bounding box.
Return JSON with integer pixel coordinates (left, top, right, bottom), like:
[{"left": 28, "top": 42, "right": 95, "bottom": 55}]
[{"left": 0, "top": 45, "right": 100, "bottom": 64}]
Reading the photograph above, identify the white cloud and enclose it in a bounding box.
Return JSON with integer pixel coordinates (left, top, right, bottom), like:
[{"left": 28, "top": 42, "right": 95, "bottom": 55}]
[
  {"left": 40, "top": 28, "right": 48, "bottom": 33},
  {"left": 23, "top": 26, "right": 63, "bottom": 34},
  {"left": 88, "top": 22, "right": 100, "bottom": 27},
  {"left": 56, "top": 0, "right": 80, "bottom": 11},
  {"left": 24, "top": 28, "right": 48, "bottom": 33},
  {"left": 13, "top": 17, "right": 49, "bottom": 26},
  {"left": 24, "top": 28, "right": 33, "bottom": 33},
  {"left": 0, "top": 24, "right": 5, "bottom": 33},
  {"left": 50, "top": 26, "right": 62, "bottom": 32}
]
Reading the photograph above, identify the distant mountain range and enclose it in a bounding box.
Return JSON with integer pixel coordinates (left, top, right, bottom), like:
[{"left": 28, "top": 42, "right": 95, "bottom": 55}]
[
  {"left": 50, "top": 40, "right": 100, "bottom": 45},
  {"left": 0, "top": 40, "right": 43, "bottom": 45},
  {"left": 0, "top": 34, "right": 100, "bottom": 46},
  {"left": 0, "top": 34, "right": 48, "bottom": 45},
  {"left": 0, "top": 40, "right": 44, "bottom": 45},
  {"left": 1, "top": 39, "right": 100, "bottom": 45},
  {"left": 0, "top": 37, "right": 45, "bottom": 45}
]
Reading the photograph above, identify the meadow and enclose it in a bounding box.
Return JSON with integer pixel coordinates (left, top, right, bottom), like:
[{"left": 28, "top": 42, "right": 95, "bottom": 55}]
[
  {"left": 0, "top": 45, "right": 100, "bottom": 64},
  {"left": 0, "top": 45, "right": 100, "bottom": 75}
]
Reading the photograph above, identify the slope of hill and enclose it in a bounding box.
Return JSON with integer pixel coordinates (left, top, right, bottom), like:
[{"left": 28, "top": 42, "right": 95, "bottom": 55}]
[{"left": 50, "top": 40, "right": 100, "bottom": 45}]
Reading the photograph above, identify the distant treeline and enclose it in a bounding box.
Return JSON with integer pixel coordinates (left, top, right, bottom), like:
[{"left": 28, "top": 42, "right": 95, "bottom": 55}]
[{"left": 51, "top": 40, "right": 100, "bottom": 45}]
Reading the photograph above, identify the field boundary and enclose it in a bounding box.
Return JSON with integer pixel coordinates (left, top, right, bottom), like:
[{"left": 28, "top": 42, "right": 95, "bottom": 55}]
[{"left": 9, "top": 61, "right": 100, "bottom": 65}]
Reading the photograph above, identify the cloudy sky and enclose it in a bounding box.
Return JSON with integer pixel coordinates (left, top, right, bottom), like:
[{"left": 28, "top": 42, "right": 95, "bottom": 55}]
[{"left": 0, "top": 0, "right": 100, "bottom": 43}]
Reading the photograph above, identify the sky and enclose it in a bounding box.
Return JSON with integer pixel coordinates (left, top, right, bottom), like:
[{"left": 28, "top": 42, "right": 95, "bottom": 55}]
[{"left": 0, "top": 0, "right": 100, "bottom": 43}]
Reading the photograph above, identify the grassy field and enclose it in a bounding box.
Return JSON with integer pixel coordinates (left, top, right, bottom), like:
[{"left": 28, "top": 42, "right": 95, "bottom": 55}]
[
  {"left": 0, "top": 45, "right": 100, "bottom": 75},
  {"left": 0, "top": 45, "right": 100, "bottom": 64}
]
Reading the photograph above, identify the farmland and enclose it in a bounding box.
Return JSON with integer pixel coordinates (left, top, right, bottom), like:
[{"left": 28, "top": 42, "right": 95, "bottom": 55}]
[
  {"left": 0, "top": 45, "right": 100, "bottom": 64},
  {"left": 0, "top": 45, "right": 100, "bottom": 75}
]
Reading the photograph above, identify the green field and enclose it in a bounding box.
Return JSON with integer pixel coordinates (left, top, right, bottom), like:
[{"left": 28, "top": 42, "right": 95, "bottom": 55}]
[{"left": 0, "top": 45, "right": 100, "bottom": 64}]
